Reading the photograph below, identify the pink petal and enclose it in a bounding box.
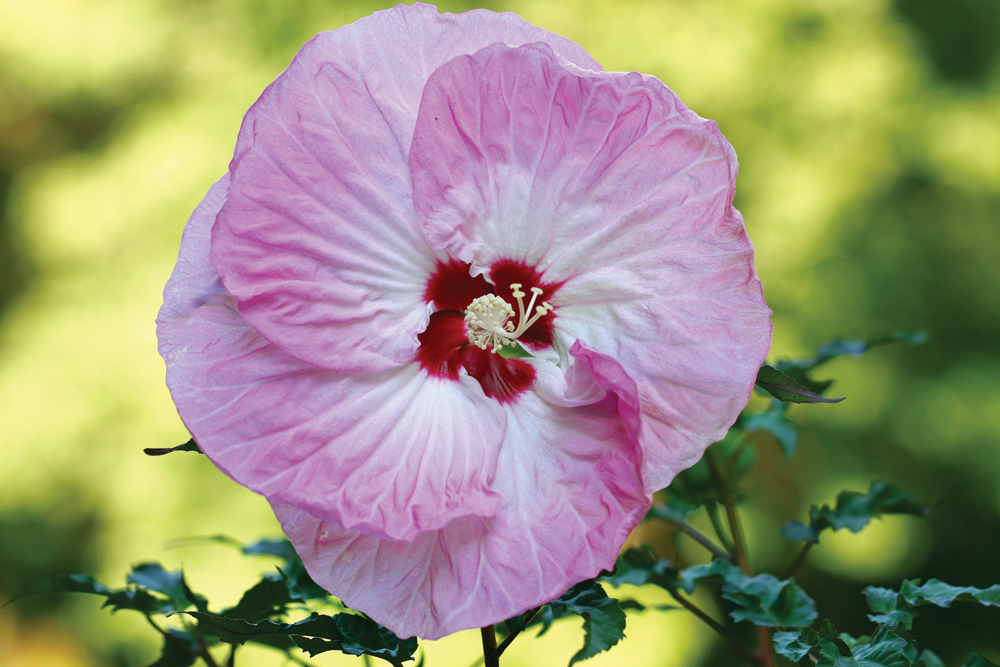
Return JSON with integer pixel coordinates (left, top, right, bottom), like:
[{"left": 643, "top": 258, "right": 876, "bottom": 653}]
[
  {"left": 158, "top": 177, "right": 508, "bottom": 542},
  {"left": 273, "top": 352, "right": 647, "bottom": 639},
  {"left": 411, "top": 42, "right": 771, "bottom": 490},
  {"left": 211, "top": 4, "right": 602, "bottom": 373}
]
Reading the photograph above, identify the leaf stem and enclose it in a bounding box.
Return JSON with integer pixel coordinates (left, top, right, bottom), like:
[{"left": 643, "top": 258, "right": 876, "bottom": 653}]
[
  {"left": 706, "top": 502, "right": 736, "bottom": 555},
  {"left": 490, "top": 607, "right": 541, "bottom": 660},
  {"left": 197, "top": 638, "right": 221, "bottom": 667},
  {"left": 481, "top": 625, "right": 499, "bottom": 667},
  {"left": 666, "top": 588, "right": 758, "bottom": 665},
  {"left": 705, "top": 451, "right": 749, "bottom": 574},
  {"left": 781, "top": 542, "right": 814, "bottom": 580},
  {"left": 671, "top": 514, "right": 734, "bottom": 563}
]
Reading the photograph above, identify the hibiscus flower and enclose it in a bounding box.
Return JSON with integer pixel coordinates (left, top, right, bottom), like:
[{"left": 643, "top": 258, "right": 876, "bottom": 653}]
[{"left": 157, "top": 2, "right": 771, "bottom": 640}]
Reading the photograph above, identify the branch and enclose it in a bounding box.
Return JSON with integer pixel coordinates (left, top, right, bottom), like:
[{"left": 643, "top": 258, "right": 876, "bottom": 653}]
[
  {"left": 667, "top": 588, "right": 758, "bottom": 665},
  {"left": 481, "top": 625, "right": 499, "bottom": 667}
]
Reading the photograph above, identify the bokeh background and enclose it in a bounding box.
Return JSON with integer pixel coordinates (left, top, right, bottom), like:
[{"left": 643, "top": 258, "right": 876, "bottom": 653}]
[{"left": 1, "top": 0, "right": 999, "bottom": 665}]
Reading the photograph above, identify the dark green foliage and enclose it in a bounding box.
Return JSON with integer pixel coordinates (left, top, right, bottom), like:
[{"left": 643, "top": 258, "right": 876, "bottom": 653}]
[
  {"left": 681, "top": 560, "right": 817, "bottom": 628},
  {"left": 755, "top": 365, "right": 845, "bottom": 403},
  {"left": 222, "top": 572, "right": 293, "bottom": 623},
  {"left": 143, "top": 439, "right": 202, "bottom": 456},
  {"left": 541, "top": 579, "right": 627, "bottom": 665},
  {"left": 128, "top": 562, "right": 208, "bottom": 613},
  {"left": 961, "top": 654, "right": 1000, "bottom": 667},
  {"left": 603, "top": 547, "right": 679, "bottom": 591},
  {"left": 864, "top": 579, "right": 1000, "bottom": 632},
  {"left": 186, "top": 611, "right": 418, "bottom": 666},
  {"left": 781, "top": 481, "right": 929, "bottom": 543},
  {"left": 775, "top": 621, "right": 910, "bottom": 666}
]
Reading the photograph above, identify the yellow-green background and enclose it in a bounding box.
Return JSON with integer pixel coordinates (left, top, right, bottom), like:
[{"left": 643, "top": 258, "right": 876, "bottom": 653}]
[{"left": 1, "top": 0, "right": 998, "bottom": 664}]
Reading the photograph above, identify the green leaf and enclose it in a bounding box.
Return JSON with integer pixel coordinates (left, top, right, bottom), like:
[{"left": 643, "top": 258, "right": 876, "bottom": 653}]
[
  {"left": 755, "top": 365, "right": 845, "bottom": 404},
  {"left": 863, "top": 587, "right": 917, "bottom": 631},
  {"left": 960, "top": 653, "right": 1000, "bottom": 667},
  {"left": 899, "top": 579, "right": 1000, "bottom": 609},
  {"left": 241, "top": 538, "right": 329, "bottom": 601},
  {"left": 782, "top": 482, "right": 929, "bottom": 544},
  {"left": 744, "top": 409, "right": 799, "bottom": 458},
  {"left": 602, "top": 547, "right": 678, "bottom": 591},
  {"left": 770, "top": 332, "right": 928, "bottom": 403},
  {"left": 147, "top": 629, "right": 198, "bottom": 667},
  {"left": 682, "top": 560, "right": 816, "bottom": 628},
  {"left": 547, "top": 579, "right": 627, "bottom": 665},
  {"left": 222, "top": 571, "right": 292, "bottom": 623},
  {"left": 144, "top": 439, "right": 202, "bottom": 456},
  {"left": 848, "top": 626, "right": 910, "bottom": 667},
  {"left": 774, "top": 630, "right": 818, "bottom": 663},
  {"left": 863, "top": 578, "right": 1000, "bottom": 638},
  {"left": 128, "top": 563, "right": 207, "bottom": 613},
  {"left": 773, "top": 619, "right": 851, "bottom": 666},
  {"left": 185, "top": 611, "right": 417, "bottom": 666},
  {"left": 2, "top": 573, "right": 162, "bottom": 615}
]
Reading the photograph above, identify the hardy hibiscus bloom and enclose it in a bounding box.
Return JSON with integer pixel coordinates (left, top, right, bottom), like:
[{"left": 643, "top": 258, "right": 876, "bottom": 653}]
[{"left": 157, "top": 2, "right": 771, "bottom": 640}]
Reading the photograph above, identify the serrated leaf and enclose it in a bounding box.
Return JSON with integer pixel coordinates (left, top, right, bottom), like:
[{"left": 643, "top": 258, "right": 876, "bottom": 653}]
[
  {"left": 774, "top": 630, "right": 817, "bottom": 663},
  {"left": 864, "top": 578, "right": 1000, "bottom": 634},
  {"left": 960, "top": 653, "right": 1000, "bottom": 667},
  {"left": 756, "top": 365, "right": 845, "bottom": 403},
  {"left": 782, "top": 482, "right": 929, "bottom": 544},
  {"left": 147, "top": 629, "right": 198, "bottom": 667},
  {"left": 128, "top": 563, "right": 206, "bottom": 613},
  {"left": 863, "top": 587, "right": 917, "bottom": 631},
  {"left": 185, "top": 611, "right": 417, "bottom": 666},
  {"left": 222, "top": 571, "right": 292, "bottom": 623},
  {"left": 144, "top": 439, "right": 202, "bottom": 456},
  {"left": 899, "top": 579, "right": 1000, "bottom": 609},
  {"left": 241, "top": 538, "right": 329, "bottom": 601},
  {"left": 744, "top": 409, "right": 799, "bottom": 458},
  {"left": 682, "top": 560, "right": 816, "bottom": 628},
  {"left": 547, "top": 580, "right": 627, "bottom": 665},
  {"left": 774, "top": 620, "right": 850, "bottom": 666},
  {"left": 848, "top": 626, "right": 910, "bottom": 667}
]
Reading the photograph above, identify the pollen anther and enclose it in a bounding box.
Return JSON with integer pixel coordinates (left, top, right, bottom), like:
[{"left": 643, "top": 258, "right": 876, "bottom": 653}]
[{"left": 464, "top": 283, "right": 554, "bottom": 352}]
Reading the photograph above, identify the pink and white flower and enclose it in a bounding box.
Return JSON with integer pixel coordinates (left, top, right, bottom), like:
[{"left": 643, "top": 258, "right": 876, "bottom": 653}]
[{"left": 157, "top": 2, "right": 771, "bottom": 640}]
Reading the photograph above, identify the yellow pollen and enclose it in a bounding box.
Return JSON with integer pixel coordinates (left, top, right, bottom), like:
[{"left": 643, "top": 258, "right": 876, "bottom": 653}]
[{"left": 465, "top": 283, "right": 554, "bottom": 353}]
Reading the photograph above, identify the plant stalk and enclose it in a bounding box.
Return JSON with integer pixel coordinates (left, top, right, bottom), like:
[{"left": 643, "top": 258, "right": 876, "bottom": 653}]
[
  {"left": 481, "top": 625, "right": 499, "bottom": 667},
  {"left": 781, "top": 542, "right": 814, "bottom": 580},
  {"left": 706, "top": 449, "right": 776, "bottom": 667}
]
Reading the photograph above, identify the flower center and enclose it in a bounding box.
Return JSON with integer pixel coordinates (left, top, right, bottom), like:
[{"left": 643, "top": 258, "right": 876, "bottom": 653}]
[{"left": 465, "top": 284, "right": 553, "bottom": 353}]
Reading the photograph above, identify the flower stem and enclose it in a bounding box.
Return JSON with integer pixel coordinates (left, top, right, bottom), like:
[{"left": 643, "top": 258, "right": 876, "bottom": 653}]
[
  {"left": 481, "top": 625, "right": 499, "bottom": 667},
  {"left": 781, "top": 542, "right": 814, "bottom": 580},
  {"left": 666, "top": 588, "right": 758, "bottom": 665},
  {"left": 490, "top": 607, "right": 541, "bottom": 661}
]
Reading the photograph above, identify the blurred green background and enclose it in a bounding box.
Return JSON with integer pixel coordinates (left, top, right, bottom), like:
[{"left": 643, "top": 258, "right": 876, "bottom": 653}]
[{"left": 1, "top": 0, "right": 998, "bottom": 665}]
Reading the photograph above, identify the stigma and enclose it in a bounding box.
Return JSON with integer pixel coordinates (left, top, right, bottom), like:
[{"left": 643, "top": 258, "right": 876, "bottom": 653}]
[{"left": 465, "top": 284, "right": 553, "bottom": 353}]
